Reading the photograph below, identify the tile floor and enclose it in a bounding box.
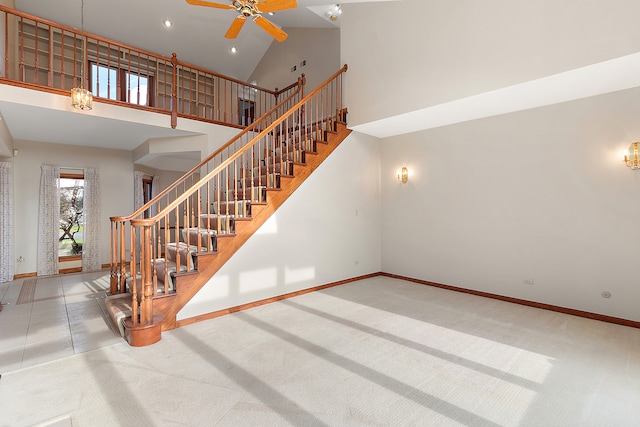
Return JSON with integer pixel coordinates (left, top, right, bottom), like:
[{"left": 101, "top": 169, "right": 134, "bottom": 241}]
[{"left": 0, "top": 271, "right": 123, "bottom": 373}]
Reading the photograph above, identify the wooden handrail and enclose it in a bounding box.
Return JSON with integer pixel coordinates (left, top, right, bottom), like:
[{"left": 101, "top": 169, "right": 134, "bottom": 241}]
[
  {"left": 114, "top": 74, "right": 305, "bottom": 223},
  {"left": 173, "top": 56, "right": 281, "bottom": 97},
  {"left": 111, "top": 61, "right": 347, "bottom": 328},
  {"left": 135, "top": 66, "right": 346, "bottom": 225}
]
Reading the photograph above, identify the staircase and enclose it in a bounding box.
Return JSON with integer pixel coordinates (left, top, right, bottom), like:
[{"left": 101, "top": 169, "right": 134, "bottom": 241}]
[{"left": 107, "top": 66, "right": 350, "bottom": 346}]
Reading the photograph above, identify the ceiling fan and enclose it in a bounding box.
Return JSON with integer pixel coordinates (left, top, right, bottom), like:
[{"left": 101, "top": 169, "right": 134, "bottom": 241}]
[{"left": 186, "top": 0, "right": 297, "bottom": 42}]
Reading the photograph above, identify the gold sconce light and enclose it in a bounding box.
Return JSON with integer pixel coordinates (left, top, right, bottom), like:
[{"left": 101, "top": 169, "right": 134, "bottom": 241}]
[
  {"left": 624, "top": 142, "right": 640, "bottom": 169},
  {"left": 397, "top": 166, "right": 409, "bottom": 184}
]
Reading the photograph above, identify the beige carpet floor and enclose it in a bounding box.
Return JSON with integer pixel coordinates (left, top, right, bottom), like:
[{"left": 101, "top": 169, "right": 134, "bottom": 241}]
[{"left": 1, "top": 276, "right": 639, "bottom": 426}]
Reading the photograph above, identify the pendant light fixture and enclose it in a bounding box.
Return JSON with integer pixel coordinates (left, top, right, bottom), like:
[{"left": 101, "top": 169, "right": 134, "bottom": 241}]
[{"left": 71, "top": 0, "right": 92, "bottom": 110}]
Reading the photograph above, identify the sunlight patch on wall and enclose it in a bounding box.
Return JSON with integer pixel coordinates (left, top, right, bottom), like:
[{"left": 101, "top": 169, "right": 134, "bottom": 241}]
[
  {"left": 285, "top": 265, "right": 316, "bottom": 285},
  {"left": 255, "top": 213, "right": 278, "bottom": 235},
  {"left": 239, "top": 267, "right": 277, "bottom": 293},
  {"left": 207, "top": 275, "right": 230, "bottom": 300}
]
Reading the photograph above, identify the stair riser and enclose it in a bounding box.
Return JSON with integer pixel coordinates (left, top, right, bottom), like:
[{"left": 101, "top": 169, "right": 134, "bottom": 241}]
[
  {"left": 199, "top": 215, "right": 236, "bottom": 234},
  {"left": 221, "top": 187, "right": 267, "bottom": 202},
  {"left": 212, "top": 200, "right": 252, "bottom": 217},
  {"left": 253, "top": 162, "right": 294, "bottom": 176},
  {"left": 239, "top": 174, "right": 280, "bottom": 189}
]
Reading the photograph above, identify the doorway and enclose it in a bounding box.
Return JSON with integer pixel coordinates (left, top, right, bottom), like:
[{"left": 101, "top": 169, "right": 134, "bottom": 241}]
[{"left": 238, "top": 98, "right": 255, "bottom": 126}]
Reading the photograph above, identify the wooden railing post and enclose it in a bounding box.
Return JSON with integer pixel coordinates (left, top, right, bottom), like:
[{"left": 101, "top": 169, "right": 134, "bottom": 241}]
[
  {"left": 118, "top": 223, "right": 127, "bottom": 293},
  {"left": 171, "top": 52, "right": 178, "bottom": 129},
  {"left": 129, "top": 224, "right": 138, "bottom": 325},
  {"left": 140, "top": 222, "right": 154, "bottom": 323},
  {"left": 109, "top": 218, "right": 118, "bottom": 295},
  {"left": 4, "top": 12, "right": 9, "bottom": 80},
  {"left": 109, "top": 216, "right": 129, "bottom": 295}
]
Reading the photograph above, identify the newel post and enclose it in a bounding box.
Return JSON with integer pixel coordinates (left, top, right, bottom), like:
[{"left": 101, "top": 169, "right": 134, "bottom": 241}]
[
  {"left": 171, "top": 52, "right": 178, "bottom": 129},
  {"left": 131, "top": 218, "right": 155, "bottom": 325}
]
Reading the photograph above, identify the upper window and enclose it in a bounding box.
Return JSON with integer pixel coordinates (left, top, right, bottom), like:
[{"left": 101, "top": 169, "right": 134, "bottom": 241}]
[{"left": 90, "top": 63, "right": 153, "bottom": 107}]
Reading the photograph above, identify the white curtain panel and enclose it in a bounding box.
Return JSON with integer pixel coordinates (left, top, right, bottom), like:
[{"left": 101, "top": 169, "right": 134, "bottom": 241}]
[
  {"left": 0, "top": 162, "right": 14, "bottom": 282},
  {"left": 37, "top": 165, "right": 59, "bottom": 276},
  {"left": 82, "top": 168, "right": 101, "bottom": 272},
  {"left": 134, "top": 171, "right": 144, "bottom": 211}
]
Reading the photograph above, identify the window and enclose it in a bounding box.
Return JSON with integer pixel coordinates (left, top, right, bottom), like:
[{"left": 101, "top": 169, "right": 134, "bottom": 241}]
[
  {"left": 90, "top": 63, "right": 154, "bottom": 106},
  {"left": 143, "top": 177, "right": 153, "bottom": 218},
  {"left": 59, "top": 173, "right": 84, "bottom": 257}
]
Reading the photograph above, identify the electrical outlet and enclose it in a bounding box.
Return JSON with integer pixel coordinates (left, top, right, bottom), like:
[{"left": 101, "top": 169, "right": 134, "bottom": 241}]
[
  {"left": 17, "top": 256, "right": 24, "bottom": 263},
  {"left": 300, "top": 59, "right": 306, "bottom": 67},
  {"left": 523, "top": 278, "right": 534, "bottom": 285},
  {"left": 291, "top": 65, "right": 297, "bottom": 72}
]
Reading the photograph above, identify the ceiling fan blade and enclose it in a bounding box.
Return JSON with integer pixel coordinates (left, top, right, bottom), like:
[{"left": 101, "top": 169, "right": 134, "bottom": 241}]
[
  {"left": 255, "top": 0, "right": 297, "bottom": 13},
  {"left": 185, "top": 0, "right": 235, "bottom": 10},
  {"left": 225, "top": 16, "right": 246, "bottom": 39},
  {"left": 254, "top": 15, "right": 288, "bottom": 42}
]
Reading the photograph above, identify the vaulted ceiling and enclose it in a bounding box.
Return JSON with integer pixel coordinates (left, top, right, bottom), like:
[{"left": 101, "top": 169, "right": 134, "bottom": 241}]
[{"left": 13, "top": 0, "right": 358, "bottom": 81}]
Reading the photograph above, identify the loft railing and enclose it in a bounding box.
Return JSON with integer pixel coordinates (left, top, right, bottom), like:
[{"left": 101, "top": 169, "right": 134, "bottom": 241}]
[
  {"left": 110, "top": 65, "right": 347, "bottom": 326},
  {"left": 0, "top": 6, "right": 299, "bottom": 128}
]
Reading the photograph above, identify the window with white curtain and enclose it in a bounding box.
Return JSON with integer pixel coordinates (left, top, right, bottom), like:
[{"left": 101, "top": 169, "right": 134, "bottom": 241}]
[
  {"left": 82, "top": 168, "right": 100, "bottom": 272},
  {"left": 0, "top": 162, "right": 14, "bottom": 282},
  {"left": 38, "top": 166, "right": 101, "bottom": 275},
  {"left": 37, "top": 165, "right": 60, "bottom": 276}
]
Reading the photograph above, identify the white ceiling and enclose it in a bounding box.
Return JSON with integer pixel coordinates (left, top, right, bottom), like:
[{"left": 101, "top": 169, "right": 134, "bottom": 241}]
[
  {"left": 351, "top": 52, "right": 640, "bottom": 139},
  {"left": 13, "top": 0, "right": 350, "bottom": 82},
  {"left": 9, "top": 0, "right": 637, "bottom": 163}
]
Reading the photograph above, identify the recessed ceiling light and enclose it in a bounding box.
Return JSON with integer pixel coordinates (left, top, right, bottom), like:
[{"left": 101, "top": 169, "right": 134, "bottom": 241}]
[
  {"left": 163, "top": 19, "right": 173, "bottom": 28},
  {"left": 230, "top": 46, "right": 237, "bottom": 54},
  {"left": 268, "top": 12, "right": 274, "bottom": 16}
]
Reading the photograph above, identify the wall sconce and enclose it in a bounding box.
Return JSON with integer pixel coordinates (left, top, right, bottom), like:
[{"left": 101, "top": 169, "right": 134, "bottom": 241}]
[
  {"left": 624, "top": 142, "right": 640, "bottom": 169},
  {"left": 397, "top": 166, "right": 409, "bottom": 184}
]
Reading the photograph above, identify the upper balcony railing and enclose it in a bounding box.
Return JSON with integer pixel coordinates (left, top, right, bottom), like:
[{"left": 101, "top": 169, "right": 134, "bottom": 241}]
[{"left": 0, "top": 6, "right": 300, "bottom": 129}]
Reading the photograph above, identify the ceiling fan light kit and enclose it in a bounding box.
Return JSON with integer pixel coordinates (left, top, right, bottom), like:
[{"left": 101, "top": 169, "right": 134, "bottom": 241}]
[{"left": 186, "top": 0, "right": 297, "bottom": 42}]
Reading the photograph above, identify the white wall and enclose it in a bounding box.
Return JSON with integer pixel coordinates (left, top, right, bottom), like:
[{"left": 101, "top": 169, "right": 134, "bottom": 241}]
[
  {"left": 0, "top": 111, "right": 13, "bottom": 157},
  {"left": 380, "top": 87, "right": 640, "bottom": 322},
  {"left": 12, "top": 140, "right": 134, "bottom": 275},
  {"left": 341, "top": 0, "right": 640, "bottom": 127},
  {"left": 249, "top": 28, "right": 340, "bottom": 94},
  {"left": 178, "top": 131, "right": 381, "bottom": 320}
]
